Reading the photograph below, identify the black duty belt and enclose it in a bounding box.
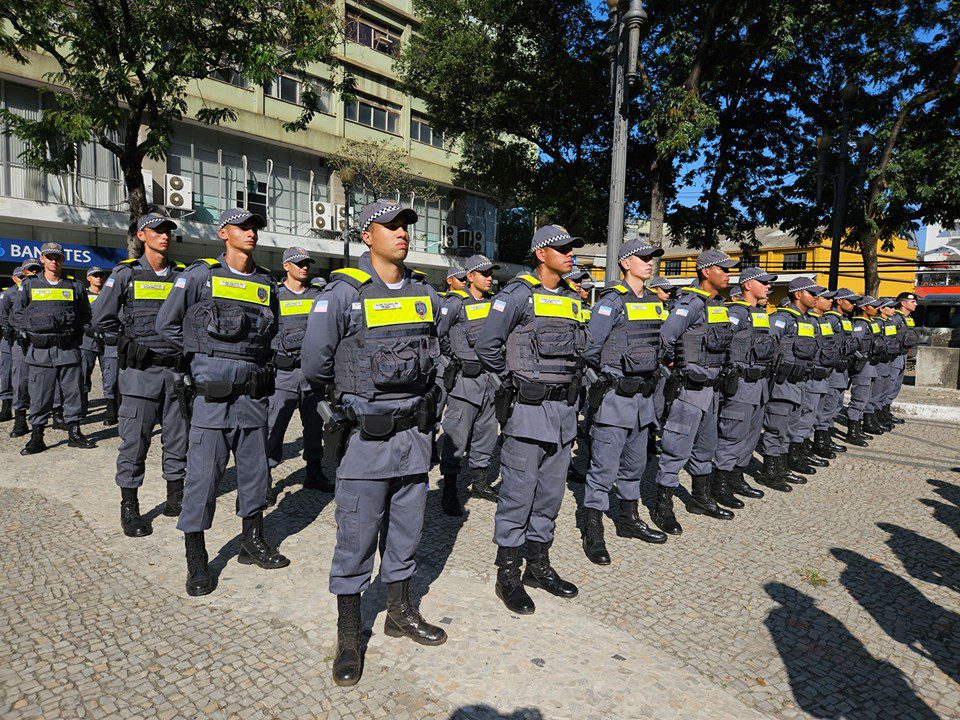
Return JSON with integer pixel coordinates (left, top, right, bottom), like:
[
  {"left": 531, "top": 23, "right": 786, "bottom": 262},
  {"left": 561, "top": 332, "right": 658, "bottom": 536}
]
[
  {"left": 347, "top": 409, "right": 419, "bottom": 441},
  {"left": 274, "top": 354, "right": 301, "bottom": 371},
  {"left": 516, "top": 381, "right": 570, "bottom": 404},
  {"left": 27, "top": 332, "right": 77, "bottom": 350},
  {"left": 741, "top": 366, "right": 770, "bottom": 382},
  {"left": 149, "top": 353, "right": 182, "bottom": 369},
  {"left": 682, "top": 375, "right": 718, "bottom": 391}
]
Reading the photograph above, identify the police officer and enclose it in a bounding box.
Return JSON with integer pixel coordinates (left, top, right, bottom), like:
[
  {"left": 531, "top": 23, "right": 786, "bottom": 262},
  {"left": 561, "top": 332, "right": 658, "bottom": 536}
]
[
  {"left": 884, "top": 291, "right": 920, "bottom": 426},
  {"left": 265, "top": 247, "right": 329, "bottom": 501},
  {"left": 802, "top": 289, "right": 842, "bottom": 464},
  {"left": 93, "top": 213, "right": 188, "bottom": 537},
  {"left": 475, "top": 224, "right": 583, "bottom": 615},
  {"left": 821, "top": 288, "right": 860, "bottom": 450},
  {"left": 647, "top": 275, "right": 676, "bottom": 308},
  {"left": 445, "top": 266, "right": 468, "bottom": 295},
  {"left": 728, "top": 283, "right": 743, "bottom": 303},
  {"left": 157, "top": 208, "right": 288, "bottom": 597},
  {"left": 563, "top": 266, "right": 594, "bottom": 319},
  {"left": 713, "top": 267, "right": 779, "bottom": 506},
  {"left": 82, "top": 267, "right": 120, "bottom": 423},
  {"left": 846, "top": 296, "right": 883, "bottom": 442},
  {"left": 7, "top": 260, "right": 41, "bottom": 437},
  {"left": 302, "top": 201, "right": 447, "bottom": 687},
  {"left": 651, "top": 249, "right": 737, "bottom": 535},
  {"left": 580, "top": 239, "right": 668, "bottom": 565},
  {"left": 12, "top": 242, "right": 97, "bottom": 454},
  {"left": 436, "top": 253, "right": 501, "bottom": 516},
  {"left": 648, "top": 275, "right": 677, "bottom": 431},
  {"left": 0, "top": 266, "right": 25, "bottom": 422},
  {"left": 872, "top": 298, "right": 899, "bottom": 431}
]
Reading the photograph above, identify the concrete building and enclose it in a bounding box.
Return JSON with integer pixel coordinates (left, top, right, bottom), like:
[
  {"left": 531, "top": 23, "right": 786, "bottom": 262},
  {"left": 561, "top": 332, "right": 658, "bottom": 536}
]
[{"left": 0, "top": 0, "right": 516, "bottom": 284}]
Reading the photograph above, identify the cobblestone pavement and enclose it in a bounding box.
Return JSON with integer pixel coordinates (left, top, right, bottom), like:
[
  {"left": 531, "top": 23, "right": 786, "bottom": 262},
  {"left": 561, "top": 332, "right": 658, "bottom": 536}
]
[{"left": 1, "top": 385, "right": 958, "bottom": 719}]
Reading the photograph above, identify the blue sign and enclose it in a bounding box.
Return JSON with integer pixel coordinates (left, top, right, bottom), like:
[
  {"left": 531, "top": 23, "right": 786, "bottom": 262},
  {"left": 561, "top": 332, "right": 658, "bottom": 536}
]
[{"left": 0, "top": 237, "right": 127, "bottom": 268}]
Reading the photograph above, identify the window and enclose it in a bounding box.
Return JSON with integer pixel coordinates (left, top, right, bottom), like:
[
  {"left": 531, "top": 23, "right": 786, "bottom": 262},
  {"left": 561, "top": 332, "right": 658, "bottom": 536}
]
[
  {"left": 411, "top": 114, "right": 446, "bottom": 148},
  {"left": 782, "top": 252, "right": 807, "bottom": 270},
  {"left": 662, "top": 260, "right": 681, "bottom": 276},
  {"left": 210, "top": 68, "right": 248, "bottom": 89},
  {"left": 264, "top": 75, "right": 333, "bottom": 113},
  {"left": 345, "top": 94, "right": 401, "bottom": 135},
  {"left": 741, "top": 254, "right": 761, "bottom": 267},
  {"left": 346, "top": 14, "right": 402, "bottom": 58}
]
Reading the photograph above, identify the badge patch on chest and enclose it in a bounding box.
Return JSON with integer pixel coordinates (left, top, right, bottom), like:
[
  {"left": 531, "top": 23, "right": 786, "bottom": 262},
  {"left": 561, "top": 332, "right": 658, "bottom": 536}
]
[{"left": 415, "top": 300, "right": 428, "bottom": 319}]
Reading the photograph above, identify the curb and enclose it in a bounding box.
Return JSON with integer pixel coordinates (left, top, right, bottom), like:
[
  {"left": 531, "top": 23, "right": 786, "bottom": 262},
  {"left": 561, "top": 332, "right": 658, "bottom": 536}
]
[{"left": 891, "top": 401, "right": 960, "bottom": 422}]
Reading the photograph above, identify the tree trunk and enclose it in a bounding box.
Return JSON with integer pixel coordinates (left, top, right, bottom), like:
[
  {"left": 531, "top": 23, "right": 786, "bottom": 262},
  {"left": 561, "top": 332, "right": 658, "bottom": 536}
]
[
  {"left": 122, "top": 159, "right": 147, "bottom": 258},
  {"left": 859, "top": 233, "right": 880, "bottom": 297},
  {"left": 649, "top": 155, "right": 668, "bottom": 274}
]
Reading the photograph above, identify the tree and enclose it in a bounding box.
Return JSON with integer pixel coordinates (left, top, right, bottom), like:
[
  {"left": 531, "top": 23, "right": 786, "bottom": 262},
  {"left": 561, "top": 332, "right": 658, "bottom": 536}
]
[
  {"left": 329, "top": 139, "right": 438, "bottom": 201},
  {"left": 0, "top": 0, "right": 340, "bottom": 255}
]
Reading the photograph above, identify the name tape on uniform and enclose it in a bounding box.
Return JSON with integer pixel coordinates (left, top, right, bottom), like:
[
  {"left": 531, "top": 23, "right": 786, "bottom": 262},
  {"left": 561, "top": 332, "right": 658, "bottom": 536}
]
[
  {"left": 363, "top": 296, "right": 434, "bottom": 328},
  {"left": 280, "top": 298, "right": 314, "bottom": 316},
  {"left": 210, "top": 276, "right": 271, "bottom": 306},
  {"left": 30, "top": 287, "right": 74, "bottom": 301},
  {"left": 133, "top": 280, "right": 173, "bottom": 300}
]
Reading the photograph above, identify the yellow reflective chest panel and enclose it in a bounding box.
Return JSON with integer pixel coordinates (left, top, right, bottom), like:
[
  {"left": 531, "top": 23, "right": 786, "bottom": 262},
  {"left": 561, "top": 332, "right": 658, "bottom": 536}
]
[
  {"left": 707, "top": 306, "right": 729, "bottom": 323},
  {"left": 842, "top": 319, "right": 853, "bottom": 332},
  {"left": 624, "top": 301, "right": 666, "bottom": 321},
  {"left": 906, "top": 317, "right": 916, "bottom": 327},
  {"left": 279, "top": 298, "right": 314, "bottom": 316},
  {"left": 884, "top": 324, "right": 897, "bottom": 336},
  {"left": 533, "top": 294, "right": 582, "bottom": 321},
  {"left": 211, "top": 276, "right": 271, "bottom": 306},
  {"left": 797, "top": 322, "right": 815, "bottom": 338},
  {"left": 464, "top": 303, "right": 491, "bottom": 321},
  {"left": 363, "top": 296, "right": 434, "bottom": 328},
  {"left": 751, "top": 312, "right": 770, "bottom": 328},
  {"left": 88, "top": 293, "right": 98, "bottom": 304},
  {"left": 819, "top": 321, "right": 834, "bottom": 336},
  {"left": 133, "top": 280, "right": 174, "bottom": 301},
  {"left": 869, "top": 322, "right": 881, "bottom": 334},
  {"left": 31, "top": 287, "right": 74, "bottom": 302}
]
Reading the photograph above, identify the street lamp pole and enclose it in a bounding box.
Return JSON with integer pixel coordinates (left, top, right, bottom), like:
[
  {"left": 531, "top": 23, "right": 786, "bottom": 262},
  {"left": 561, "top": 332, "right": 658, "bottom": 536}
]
[
  {"left": 339, "top": 167, "right": 357, "bottom": 268},
  {"left": 827, "top": 80, "right": 857, "bottom": 290},
  {"left": 603, "top": 0, "right": 646, "bottom": 283}
]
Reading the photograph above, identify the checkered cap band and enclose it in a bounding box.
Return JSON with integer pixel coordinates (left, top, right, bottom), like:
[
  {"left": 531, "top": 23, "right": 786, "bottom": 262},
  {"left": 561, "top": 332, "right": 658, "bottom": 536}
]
[
  {"left": 361, "top": 205, "right": 397, "bottom": 233},
  {"left": 532, "top": 232, "right": 574, "bottom": 251},
  {"left": 218, "top": 211, "right": 251, "bottom": 230}
]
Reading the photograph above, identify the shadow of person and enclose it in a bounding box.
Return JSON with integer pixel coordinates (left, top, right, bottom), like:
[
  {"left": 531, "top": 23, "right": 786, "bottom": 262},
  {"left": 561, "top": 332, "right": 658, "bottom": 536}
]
[
  {"left": 447, "top": 706, "right": 545, "bottom": 720},
  {"left": 918, "top": 498, "right": 960, "bottom": 539},
  {"left": 830, "top": 548, "right": 960, "bottom": 685},
  {"left": 763, "top": 581, "right": 939, "bottom": 719},
  {"left": 877, "top": 523, "right": 960, "bottom": 594},
  {"left": 928, "top": 478, "right": 960, "bottom": 508}
]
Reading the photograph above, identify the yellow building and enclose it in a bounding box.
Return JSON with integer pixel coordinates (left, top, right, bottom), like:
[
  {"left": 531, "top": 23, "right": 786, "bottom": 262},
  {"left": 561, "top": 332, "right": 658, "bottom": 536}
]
[{"left": 657, "top": 227, "right": 918, "bottom": 304}]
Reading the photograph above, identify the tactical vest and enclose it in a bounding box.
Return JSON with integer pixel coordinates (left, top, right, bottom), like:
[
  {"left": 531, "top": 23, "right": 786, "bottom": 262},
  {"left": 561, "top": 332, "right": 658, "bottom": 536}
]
[
  {"left": 894, "top": 310, "right": 922, "bottom": 351},
  {"left": 881, "top": 318, "right": 901, "bottom": 355},
  {"left": 824, "top": 310, "right": 858, "bottom": 358},
  {"left": 117, "top": 258, "right": 184, "bottom": 352},
  {"left": 773, "top": 306, "right": 818, "bottom": 367},
  {"left": 446, "top": 289, "right": 492, "bottom": 364},
  {"left": 809, "top": 312, "right": 845, "bottom": 368},
  {"left": 504, "top": 274, "right": 585, "bottom": 385},
  {"left": 182, "top": 259, "right": 275, "bottom": 362},
  {"left": 726, "top": 302, "right": 777, "bottom": 369},
  {"left": 851, "top": 316, "right": 878, "bottom": 358},
  {"left": 275, "top": 283, "right": 320, "bottom": 361},
  {"left": 674, "top": 288, "right": 732, "bottom": 372},
  {"left": 597, "top": 285, "right": 664, "bottom": 375},
  {"left": 20, "top": 276, "right": 80, "bottom": 347},
  {"left": 332, "top": 267, "right": 439, "bottom": 400}
]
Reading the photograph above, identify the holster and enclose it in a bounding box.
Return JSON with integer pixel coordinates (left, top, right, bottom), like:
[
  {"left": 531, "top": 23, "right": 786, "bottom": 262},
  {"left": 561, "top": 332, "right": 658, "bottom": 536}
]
[
  {"left": 494, "top": 379, "right": 518, "bottom": 425},
  {"left": 443, "top": 357, "right": 461, "bottom": 392},
  {"left": 174, "top": 374, "right": 195, "bottom": 421},
  {"left": 719, "top": 367, "right": 740, "bottom": 398},
  {"left": 247, "top": 365, "right": 277, "bottom": 399},
  {"left": 417, "top": 384, "right": 441, "bottom": 433},
  {"left": 588, "top": 375, "right": 612, "bottom": 412},
  {"left": 319, "top": 400, "right": 354, "bottom": 463}
]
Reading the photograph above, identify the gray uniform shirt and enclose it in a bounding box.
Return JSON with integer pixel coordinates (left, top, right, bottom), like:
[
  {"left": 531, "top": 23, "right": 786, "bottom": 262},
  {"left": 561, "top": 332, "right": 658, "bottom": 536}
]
[
  {"left": 724, "top": 302, "right": 769, "bottom": 407},
  {"left": 11, "top": 273, "right": 90, "bottom": 367},
  {"left": 436, "top": 290, "right": 495, "bottom": 406},
  {"left": 659, "top": 288, "right": 721, "bottom": 413}
]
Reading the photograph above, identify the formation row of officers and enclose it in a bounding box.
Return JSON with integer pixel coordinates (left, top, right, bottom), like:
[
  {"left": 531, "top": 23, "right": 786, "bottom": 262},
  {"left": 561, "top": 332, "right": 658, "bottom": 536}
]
[{"left": 0, "top": 203, "right": 921, "bottom": 688}]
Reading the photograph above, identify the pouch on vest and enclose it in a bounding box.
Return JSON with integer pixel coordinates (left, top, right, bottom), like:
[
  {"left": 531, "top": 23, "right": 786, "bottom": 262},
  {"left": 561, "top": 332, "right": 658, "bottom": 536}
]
[
  {"left": 614, "top": 376, "right": 642, "bottom": 397},
  {"left": 465, "top": 323, "right": 483, "bottom": 348},
  {"left": 517, "top": 381, "right": 547, "bottom": 404},
  {"left": 793, "top": 337, "right": 817, "bottom": 360},
  {"left": 621, "top": 346, "right": 658, "bottom": 375},
  {"left": 121, "top": 307, "right": 161, "bottom": 340},
  {"left": 26, "top": 309, "right": 70, "bottom": 334},
  {"left": 278, "top": 327, "right": 306, "bottom": 355},
  {"left": 460, "top": 359, "right": 483, "bottom": 377},
  {"left": 371, "top": 337, "right": 433, "bottom": 389},
  {"left": 901, "top": 327, "right": 922, "bottom": 349},
  {"left": 818, "top": 342, "right": 844, "bottom": 368},
  {"left": 203, "top": 303, "right": 248, "bottom": 341},
  {"left": 750, "top": 336, "right": 778, "bottom": 365},
  {"left": 534, "top": 324, "right": 578, "bottom": 358},
  {"left": 704, "top": 325, "right": 732, "bottom": 355}
]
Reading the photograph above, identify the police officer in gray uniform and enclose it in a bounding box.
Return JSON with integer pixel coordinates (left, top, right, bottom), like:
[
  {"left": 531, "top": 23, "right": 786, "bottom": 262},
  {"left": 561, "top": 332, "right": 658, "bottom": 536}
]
[
  {"left": 436, "top": 253, "right": 501, "bottom": 516},
  {"left": 7, "top": 259, "right": 41, "bottom": 437},
  {"left": 265, "top": 247, "right": 329, "bottom": 500},
  {"left": 651, "top": 249, "right": 737, "bottom": 535},
  {"left": 712, "top": 267, "right": 779, "bottom": 505},
  {"left": 82, "top": 267, "right": 120, "bottom": 423},
  {"left": 444, "top": 266, "right": 468, "bottom": 295},
  {"left": 648, "top": 274, "right": 676, "bottom": 431},
  {"left": 821, "top": 288, "right": 860, "bottom": 448},
  {"left": 845, "top": 296, "right": 882, "bottom": 443},
  {"left": 580, "top": 239, "right": 668, "bottom": 565},
  {"left": 885, "top": 291, "right": 920, "bottom": 424},
  {"left": 475, "top": 224, "right": 583, "bottom": 615},
  {"left": 796, "top": 287, "right": 839, "bottom": 466},
  {"left": 870, "top": 298, "right": 898, "bottom": 432},
  {"left": 808, "top": 289, "right": 849, "bottom": 459},
  {"left": 93, "top": 213, "right": 188, "bottom": 537},
  {"left": 12, "top": 242, "right": 97, "bottom": 454},
  {"left": 0, "top": 266, "right": 25, "bottom": 422},
  {"left": 302, "top": 201, "right": 447, "bottom": 687},
  {"left": 157, "top": 208, "right": 288, "bottom": 597}
]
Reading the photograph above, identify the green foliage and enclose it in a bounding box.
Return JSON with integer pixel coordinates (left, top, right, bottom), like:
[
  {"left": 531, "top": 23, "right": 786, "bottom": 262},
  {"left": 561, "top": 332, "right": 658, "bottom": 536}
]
[{"left": 329, "top": 139, "right": 440, "bottom": 202}]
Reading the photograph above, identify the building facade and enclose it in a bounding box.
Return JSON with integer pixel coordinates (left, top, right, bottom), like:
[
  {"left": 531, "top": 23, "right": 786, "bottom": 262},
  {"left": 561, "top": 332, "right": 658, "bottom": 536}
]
[{"left": 0, "top": 0, "right": 516, "bottom": 284}]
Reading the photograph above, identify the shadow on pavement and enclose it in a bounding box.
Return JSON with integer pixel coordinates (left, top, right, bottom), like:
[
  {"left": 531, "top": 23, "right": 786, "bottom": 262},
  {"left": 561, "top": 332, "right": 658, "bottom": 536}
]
[
  {"left": 919, "top": 498, "right": 960, "bottom": 538},
  {"left": 877, "top": 522, "right": 960, "bottom": 594},
  {"left": 764, "top": 581, "right": 939, "bottom": 719},
  {"left": 929, "top": 478, "right": 960, "bottom": 508},
  {"left": 830, "top": 548, "right": 960, "bottom": 686},
  {"left": 447, "top": 707, "right": 545, "bottom": 720}
]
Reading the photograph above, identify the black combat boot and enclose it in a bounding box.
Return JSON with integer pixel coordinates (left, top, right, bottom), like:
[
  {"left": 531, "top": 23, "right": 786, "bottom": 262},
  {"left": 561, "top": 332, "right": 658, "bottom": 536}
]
[
  {"left": 863, "top": 412, "right": 884, "bottom": 435},
  {"left": 383, "top": 579, "right": 447, "bottom": 645},
  {"left": 651, "top": 484, "right": 683, "bottom": 535},
  {"left": 0, "top": 399, "right": 11, "bottom": 422},
  {"left": 67, "top": 423, "right": 96, "bottom": 449},
  {"left": 756, "top": 455, "right": 792, "bottom": 492},
  {"left": 687, "top": 475, "right": 735, "bottom": 520},
  {"left": 332, "top": 593, "right": 362, "bottom": 686},
  {"left": 104, "top": 399, "right": 118, "bottom": 426},
  {"left": 582, "top": 507, "right": 611, "bottom": 565},
  {"left": 788, "top": 443, "right": 816, "bottom": 475},
  {"left": 238, "top": 513, "right": 290, "bottom": 569},
  {"left": 801, "top": 439, "right": 829, "bottom": 466},
  {"left": 51, "top": 408, "right": 65, "bottom": 430},
  {"left": 119, "top": 487, "right": 152, "bottom": 537},
  {"left": 163, "top": 480, "right": 183, "bottom": 517},
  {"left": 20, "top": 426, "right": 46, "bottom": 455},
  {"left": 813, "top": 430, "right": 836, "bottom": 460},
  {"left": 877, "top": 407, "right": 895, "bottom": 430},
  {"left": 781, "top": 452, "right": 808, "bottom": 484},
  {"left": 618, "top": 500, "right": 668, "bottom": 543},
  {"left": 470, "top": 472, "right": 499, "bottom": 502},
  {"left": 184, "top": 531, "right": 214, "bottom": 596},
  {"left": 303, "top": 461, "right": 334, "bottom": 492},
  {"left": 885, "top": 404, "right": 904, "bottom": 425},
  {"left": 9, "top": 409, "right": 28, "bottom": 437},
  {"left": 828, "top": 433, "right": 848, "bottom": 452},
  {"left": 495, "top": 546, "right": 535, "bottom": 614},
  {"left": 844, "top": 419, "right": 869, "bottom": 447},
  {"left": 522, "top": 540, "right": 578, "bottom": 598},
  {"left": 710, "top": 469, "right": 745, "bottom": 510},
  {"left": 440, "top": 474, "right": 463, "bottom": 517},
  {"left": 729, "top": 467, "right": 764, "bottom": 499}
]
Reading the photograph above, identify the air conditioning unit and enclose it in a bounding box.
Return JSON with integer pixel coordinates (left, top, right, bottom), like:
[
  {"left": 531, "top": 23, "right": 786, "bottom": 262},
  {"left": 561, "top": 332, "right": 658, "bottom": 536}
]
[
  {"left": 443, "top": 224, "right": 458, "bottom": 240},
  {"left": 164, "top": 173, "right": 193, "bottom": 210},
  {"left": 311, "top": 201, "right": 328, "bottom": 231},
  {"left": 335, "top": 205, "right": 352, "bottom": 232},
  {"left": 472, "top": 231, "right": 484, "bottom": 252}
]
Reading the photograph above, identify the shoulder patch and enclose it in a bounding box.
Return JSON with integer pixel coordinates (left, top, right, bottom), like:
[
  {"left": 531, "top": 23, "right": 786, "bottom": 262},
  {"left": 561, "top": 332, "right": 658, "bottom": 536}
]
[
  {"left": 174, "top": 262, "right": 186, "bottom": 270},
  {"left": 330, "top": 267, "right": 372, "bottom": 290},
  {"left": 509, "top": 273, "right": 541, "bottom": 289},
  {"left": 190, "top": 258, "right": 221, "bottom": 270},
  {"left": 119, "top": 258, "right": 139, "bottom": 266}
]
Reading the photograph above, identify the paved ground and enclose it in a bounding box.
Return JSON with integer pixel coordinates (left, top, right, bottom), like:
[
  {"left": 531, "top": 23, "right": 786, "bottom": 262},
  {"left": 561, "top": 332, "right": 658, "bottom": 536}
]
[{"left": 1, "top": 380, "right": 958, "bottom": 719}]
